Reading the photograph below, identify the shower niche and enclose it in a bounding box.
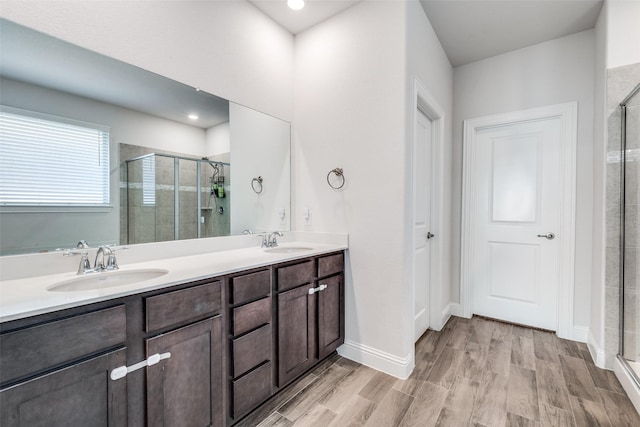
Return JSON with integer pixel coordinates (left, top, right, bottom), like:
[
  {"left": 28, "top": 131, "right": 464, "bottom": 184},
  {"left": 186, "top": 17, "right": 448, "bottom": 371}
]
[{"left": 121, "top": 145, "right": 230, "bottom": 245}]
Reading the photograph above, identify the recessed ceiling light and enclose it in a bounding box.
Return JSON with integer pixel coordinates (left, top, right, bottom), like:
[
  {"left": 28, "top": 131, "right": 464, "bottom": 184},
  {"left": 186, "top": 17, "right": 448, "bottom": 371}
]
[
  {"left": 188, "top": 114, "right": 199, "bottom": 120},
  {"left": 287, "top": 0, "right": 304, "bottom": 11}
]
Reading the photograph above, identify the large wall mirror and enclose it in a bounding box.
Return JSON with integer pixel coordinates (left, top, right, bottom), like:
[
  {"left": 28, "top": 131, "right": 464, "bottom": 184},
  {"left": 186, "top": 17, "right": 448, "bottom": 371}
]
[{"left": 0, "top": 19, "right": 291, "bottom": 256}]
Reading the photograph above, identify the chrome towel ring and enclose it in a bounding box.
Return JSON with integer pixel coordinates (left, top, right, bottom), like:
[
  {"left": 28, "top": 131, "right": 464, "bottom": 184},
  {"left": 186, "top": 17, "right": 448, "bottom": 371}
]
[
  {"left": 327, "top": 167, "right": 345, "bottom": 190},
  {"left": 251, "top": 176, "right": 263, "bottom": 194}
]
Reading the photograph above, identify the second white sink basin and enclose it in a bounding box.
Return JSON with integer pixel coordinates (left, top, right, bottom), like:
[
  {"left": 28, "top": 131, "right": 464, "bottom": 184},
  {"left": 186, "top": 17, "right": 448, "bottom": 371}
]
[
  {"left": 48, "top": 269, "right": 169, "bottom": 292},
  {"left": 264, "top": 246, "right": 314, "bottom": 254}
]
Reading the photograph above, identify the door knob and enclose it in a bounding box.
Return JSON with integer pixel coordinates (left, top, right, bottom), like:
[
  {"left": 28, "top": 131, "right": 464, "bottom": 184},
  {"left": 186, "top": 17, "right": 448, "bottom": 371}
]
[
  {"left": 537, "top": 232, "right": 555, "bottom": 240},
  {"left": 426, "top": 232, "right": 435, "bottom": 240}
]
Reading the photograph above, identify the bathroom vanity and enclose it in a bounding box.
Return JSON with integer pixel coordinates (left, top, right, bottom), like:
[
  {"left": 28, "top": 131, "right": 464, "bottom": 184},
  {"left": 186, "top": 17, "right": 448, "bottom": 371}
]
[{"left": 0, "top": 245, "right": 345, "bottom": 427}]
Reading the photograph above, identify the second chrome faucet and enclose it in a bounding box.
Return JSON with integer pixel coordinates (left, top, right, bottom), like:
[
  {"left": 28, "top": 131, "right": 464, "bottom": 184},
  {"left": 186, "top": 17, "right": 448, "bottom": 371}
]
[{"left": 259, "top": 231, "right": 284, "bottom": 248}]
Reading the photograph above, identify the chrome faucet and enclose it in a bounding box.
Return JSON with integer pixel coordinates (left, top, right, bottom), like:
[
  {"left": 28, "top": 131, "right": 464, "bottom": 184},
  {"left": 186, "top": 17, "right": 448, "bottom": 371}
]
[
  {"left": 268, "top": 231, "right": 284, "bottom": 248},
  {"left": 94, "top": 246, "right": 118, "bottom": 272}
]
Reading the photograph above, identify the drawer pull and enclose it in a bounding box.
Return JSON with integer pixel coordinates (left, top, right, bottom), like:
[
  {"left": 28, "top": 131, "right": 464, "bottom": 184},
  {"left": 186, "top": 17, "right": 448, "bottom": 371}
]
[
  {"left": 110, "top": 352, "right": 171, "bottom": 381},
  {"left": 308, "top": 284, "right": 328, "bottom": 295}
]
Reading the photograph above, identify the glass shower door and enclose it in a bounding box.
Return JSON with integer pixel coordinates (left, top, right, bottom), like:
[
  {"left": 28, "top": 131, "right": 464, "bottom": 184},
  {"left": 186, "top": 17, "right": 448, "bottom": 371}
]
[{"left": 622, "top": 84, "right": 640, "bottom": 377}]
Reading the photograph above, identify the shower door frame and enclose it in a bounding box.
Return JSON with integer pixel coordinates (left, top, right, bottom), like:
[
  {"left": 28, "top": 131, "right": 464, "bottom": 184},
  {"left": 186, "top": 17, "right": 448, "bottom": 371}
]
[{"left": 618, "top": 83, "right": 640, "bottom": 389}]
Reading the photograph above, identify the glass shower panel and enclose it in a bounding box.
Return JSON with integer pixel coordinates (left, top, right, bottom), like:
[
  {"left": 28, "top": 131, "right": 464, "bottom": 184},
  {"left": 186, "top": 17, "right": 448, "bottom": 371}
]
[
  {"left": 623, "top": 85, "right": 640, "bottom": 377},
  {"left": 127, "top": 156, "right": 157, "bottom": 244},
  {"left": 178, "top": 158, "right": 198, "bottom": 240},
  {"left": 154, "top": 155, "right": 176, "bottom": 243}
]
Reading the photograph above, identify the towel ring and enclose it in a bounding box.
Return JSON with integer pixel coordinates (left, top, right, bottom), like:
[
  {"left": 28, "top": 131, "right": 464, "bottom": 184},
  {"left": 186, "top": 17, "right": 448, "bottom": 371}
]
[
  {"left": 251, "top": 176, "right": 263, "bottom": 194},
  {"left": 327, "top": 168, "right": 345, "bottom": 190}
]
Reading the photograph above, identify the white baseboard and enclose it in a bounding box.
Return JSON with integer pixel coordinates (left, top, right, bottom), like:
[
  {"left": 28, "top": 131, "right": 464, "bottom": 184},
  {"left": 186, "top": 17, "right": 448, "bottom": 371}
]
[
  {"left": 337, "top": 340, "right": 413, "bottom": 380},
  {"left": 449, "top": 302, "right": 463, "bottom": 317},
  {"left": 587, "top": 329, "right": 606, "bottom": 368},
  {"left": 571, "top": 326, "right": 589, "bottom": 343},
  {"left": 614, "top": 356, "right": 640, "bottom": 415}
]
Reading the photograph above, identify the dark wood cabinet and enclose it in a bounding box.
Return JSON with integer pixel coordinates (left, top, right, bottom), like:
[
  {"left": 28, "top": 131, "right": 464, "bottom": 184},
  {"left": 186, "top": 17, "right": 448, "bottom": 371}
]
[
  {"left": 317, "top": 273, "right": 345, "bottom": 359},
  {"left": 0, "top": 348, "right": 127, "bottom": 427},
  {"left": 146, "top": 316, "right": 223, "bottom": 427},
  {"left": 0, "top": 250, "right": 345, "bottom": 427},
  {"left": 226, "top": 268, "right": 274, "bottom": 424},
  {"left": 275, "top": 253, "right": 345, "bottom": 388},
  {"left": 277, "top": 284, "right": 317, "bottom": 386}
]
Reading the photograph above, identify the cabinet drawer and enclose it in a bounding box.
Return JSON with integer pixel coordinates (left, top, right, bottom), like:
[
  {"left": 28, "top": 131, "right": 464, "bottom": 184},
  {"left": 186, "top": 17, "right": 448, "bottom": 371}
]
[
  {"left": 230, "top": 269, "right": 270, "bottom": 305},
  {"left": 145, "top": 281, "right": 221, "bottom": 332},
  {"left": 0, "top": 305, "right": 126, "bottom": 385},
  {"left": 277, "top": 260, "right": 314, "bottom": 291},
  {"left": 233, "top": 297, "right": 271, "bottom": 336},
  {"left": 318, "top": 252, "right": 344, "bottom": 278},
  {"left": 232, "top": 324, "right": 272, "bottom": 378},
  {"left": 232, "top": 361, "right": 272, "bottom": 418}
]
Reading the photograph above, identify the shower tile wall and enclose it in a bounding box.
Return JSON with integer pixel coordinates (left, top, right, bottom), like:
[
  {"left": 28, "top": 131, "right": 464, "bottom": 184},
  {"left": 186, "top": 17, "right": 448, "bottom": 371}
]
[
  {"left": 604, "top": 63, "right": 640, "bottom": 366},
  {"left": 119, "top": 144, "right": 230, "bottom": 245}
]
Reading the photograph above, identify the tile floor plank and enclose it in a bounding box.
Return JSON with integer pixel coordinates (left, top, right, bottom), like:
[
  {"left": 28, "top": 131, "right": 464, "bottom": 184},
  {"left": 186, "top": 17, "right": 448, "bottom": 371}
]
[
  {"left": 469, "top": 317, "right": 496, "bottom": 347},
  {"left": 425, "top": 346, "right": 464, "bottom": 389},
  {"left": 319, "top": 364, "right": 377, "bottom": 413},
  {"left": 243, "top": 317, "right": 640, "bottom": 427},
  {"left": 491, "top": 321, "right": 513, "bottom": 341},
  {"left": 569, "top": 395, "right": 612, "bottom": 427},
  {"left": 532, "top": 330, "right": 560, "bottom": 364},
  {"left": 362, "top": 389, "right": 414, "bottom": 427},
  {"left": 398, "top": 381, "right": 447, "bottom": 427},
  {"left": 487, "top": 337, "right": 512, "bottom": 377},
  {"left": 507, "top": 366, "right": 540, "bottom": 421},
  {"left": 539, "top": 403, "right": 576, "bottom": 427},
  {"left": 327, "top": 395, "right": 376, "bottom": 427},
  {"left": 599, "top": 388, "right": 640, "bottom": 426},
  {"left": 434, "top": 376, "right": 479, "bottom": 426},
  {"left": 506, "top": 412, "right": 541, "bottom": 426},
  {"left": 471, "top": 370, "right": 509, "bottom": 427},
  {"left": 511, "top": 335, "right": 536, "bottom": 370},
  {"left": 535, "top": 358, "right": 571, "bottom": 410},
  {"left": 558, "top": 355, "right": 601, "bottom": 403}
]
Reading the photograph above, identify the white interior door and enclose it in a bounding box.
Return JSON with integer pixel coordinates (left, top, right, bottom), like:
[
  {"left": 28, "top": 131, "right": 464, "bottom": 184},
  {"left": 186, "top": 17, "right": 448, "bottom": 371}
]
[
  {"left": 471, "top": 117, "right": 562, "bottom": 331},
  {"left": 414, "top": 110, "right": 432, "bottom": 341}
]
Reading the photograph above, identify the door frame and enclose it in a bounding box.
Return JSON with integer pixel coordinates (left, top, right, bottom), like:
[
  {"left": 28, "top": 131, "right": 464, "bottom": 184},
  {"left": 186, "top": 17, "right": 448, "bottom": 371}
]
[
  {"left": 411, "top": 79, "right": 445, "bottom": 337},
  {"left": 460, "top": 102, "right": 577, "bottom": 339}
]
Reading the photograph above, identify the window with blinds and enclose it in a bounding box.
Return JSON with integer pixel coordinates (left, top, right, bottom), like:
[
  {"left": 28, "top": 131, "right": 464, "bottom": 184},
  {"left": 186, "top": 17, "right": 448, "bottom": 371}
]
[{"left": 0, "top": 107, "right": 110, "bottom": 206}]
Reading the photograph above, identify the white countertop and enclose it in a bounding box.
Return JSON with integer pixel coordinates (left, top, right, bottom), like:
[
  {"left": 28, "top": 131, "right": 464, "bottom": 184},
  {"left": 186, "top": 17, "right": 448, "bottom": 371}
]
[{"left": 0, "top": 241, "right": 346, "bottom": 323}]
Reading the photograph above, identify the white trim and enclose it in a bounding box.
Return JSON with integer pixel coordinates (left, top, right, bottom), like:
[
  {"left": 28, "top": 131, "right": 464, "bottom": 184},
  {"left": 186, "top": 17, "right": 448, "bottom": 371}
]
[
  {"left": 587, "top": 329, "right": 607, "bottom": 368},
  {"left": 449, "top": 302, "right": 464, "bottom": 318},
  {"left": 411, "top": 79, "right": 446, "bottom": 341},
  {"left": 571, "top": 326, "right": 589, "bottom": 343},
  {"left": 460, "top": 102, "right": 578, "bottom": 340},
  {"left": 337, "top": 341, "right": 413, "bottom": 380},
  {"left": 614, "top": 357, "right": 640, "bottom": 415}
]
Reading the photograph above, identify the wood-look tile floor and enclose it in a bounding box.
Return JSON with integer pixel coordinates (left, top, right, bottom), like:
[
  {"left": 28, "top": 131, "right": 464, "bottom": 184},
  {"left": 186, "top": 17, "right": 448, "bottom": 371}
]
[{"left": 237, "top": 316, "right": 640, "bottom": 427}]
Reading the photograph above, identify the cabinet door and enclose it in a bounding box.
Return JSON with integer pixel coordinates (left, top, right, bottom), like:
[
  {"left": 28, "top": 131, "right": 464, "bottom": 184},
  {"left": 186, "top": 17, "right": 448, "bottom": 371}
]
[
  {"left": 0, "top": 348, "right": 127, "bottom": 427},
  {"left": 278, "top": 285, "right": 316, "bottom": 386},
  {"left": 318, "top": 274, "right": 345, "bottom": 359},
  {"left": 146, "top": 316, "right": 222, "bottom": 427}
]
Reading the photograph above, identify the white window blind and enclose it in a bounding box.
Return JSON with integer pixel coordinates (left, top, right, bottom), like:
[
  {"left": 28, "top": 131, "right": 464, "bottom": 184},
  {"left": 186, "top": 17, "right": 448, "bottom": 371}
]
[
  {"left": 142, "top": 156, "right": 156, "bottom": 205},
  {"left": 0, "top": 107, "right": 110, "bottom": 206}
]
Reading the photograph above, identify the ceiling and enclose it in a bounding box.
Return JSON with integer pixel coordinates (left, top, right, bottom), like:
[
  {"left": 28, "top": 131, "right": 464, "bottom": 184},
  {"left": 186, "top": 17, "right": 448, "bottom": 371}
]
[
  {"left": 249, "top": 0, "right": 361, "bottom": 34},
  {"left": 251, "top": 0, "right": 603, "bottom": 67}
]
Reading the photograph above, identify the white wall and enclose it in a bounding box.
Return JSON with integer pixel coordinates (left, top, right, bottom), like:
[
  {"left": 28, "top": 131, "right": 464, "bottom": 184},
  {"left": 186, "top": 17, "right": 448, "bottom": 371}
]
[
  {"left": 0, "top": 0, "right": 294, "bottom": 121},
  {"left": 452, "top": 30, "right": 596, "bottom": 334},
  {"left": 590, "top": 2, "right": 608, "bottom": 363},
  {"left": 230, "top": 103, "right": 291, "bottom": 234},
  {"left": 206, "top": 122, "right": 231, "bottom": 157},
  {"left": 0, "top": 78, "right": 206, "bottom": 254},
  {"left": 606, "top": 0, "right": 640, "bottom": 69},
  {"left": 293, "top": 0, "right": 409, "bottom": 375}
]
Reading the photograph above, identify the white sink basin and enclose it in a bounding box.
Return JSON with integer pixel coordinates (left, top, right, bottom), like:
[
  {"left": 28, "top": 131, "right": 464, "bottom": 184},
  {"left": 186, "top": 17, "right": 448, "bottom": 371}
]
[
  {"left": 264, "top": 246, "right": 314, "bottom": 254},
  {"left": 48, "top": 269, "right": 169, "bottom": 292}
]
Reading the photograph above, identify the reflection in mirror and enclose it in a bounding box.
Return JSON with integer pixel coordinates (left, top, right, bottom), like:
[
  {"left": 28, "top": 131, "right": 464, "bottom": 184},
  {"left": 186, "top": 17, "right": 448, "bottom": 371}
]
[{"left": 0, "top": 19, "right": 290, "bottom": 256}]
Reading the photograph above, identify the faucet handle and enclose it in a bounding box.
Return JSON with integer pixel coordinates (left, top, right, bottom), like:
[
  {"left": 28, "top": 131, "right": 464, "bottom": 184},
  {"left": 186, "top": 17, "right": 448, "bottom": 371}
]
[
  {"left": 77, "top": 253, "right": 92, "bottom": 275},
  {"left": 256, "top": 234, "right": 269, "bottom": 248}
]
